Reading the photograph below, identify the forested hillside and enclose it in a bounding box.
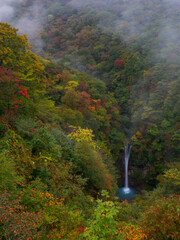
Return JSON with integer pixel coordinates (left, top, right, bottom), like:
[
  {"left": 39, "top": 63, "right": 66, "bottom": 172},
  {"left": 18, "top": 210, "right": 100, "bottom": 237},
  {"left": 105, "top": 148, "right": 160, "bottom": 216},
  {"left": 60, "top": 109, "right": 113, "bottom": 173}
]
[{"left": 0, "top": 0, "right": 179, "bottom": 239}]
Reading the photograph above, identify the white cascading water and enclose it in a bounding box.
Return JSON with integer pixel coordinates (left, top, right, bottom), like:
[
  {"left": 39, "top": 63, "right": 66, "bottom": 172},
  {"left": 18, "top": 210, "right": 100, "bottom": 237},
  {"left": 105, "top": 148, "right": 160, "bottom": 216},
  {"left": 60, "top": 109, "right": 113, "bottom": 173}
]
[
  {"left": 124, "top": 143, "right": 132, "bottom": 193},
  {"left": 117, "top": 142, "right": 135, "bottom": 199}
]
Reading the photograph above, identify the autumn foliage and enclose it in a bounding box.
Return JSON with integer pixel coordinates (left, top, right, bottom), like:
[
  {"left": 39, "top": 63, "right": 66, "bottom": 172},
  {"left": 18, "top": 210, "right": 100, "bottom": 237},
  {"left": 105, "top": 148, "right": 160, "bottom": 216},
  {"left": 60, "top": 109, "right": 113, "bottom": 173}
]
[
  {"left": 0, "top": 67, "right": 28, "bottom": 111},
  {"left": 139, "top": 195, "right": 180, "bottom": 240},
  {"left": 117, "top": 223, "right": 147, "bottom": 240},
  {"left": 0, "top": 2, "right": 180, "bottom": 239},
  {"left": 114, "top": 59, "right": 124, "bottom": 68},
  {"left": 0, "top": 191, "right": 44, "bottom": 240}
]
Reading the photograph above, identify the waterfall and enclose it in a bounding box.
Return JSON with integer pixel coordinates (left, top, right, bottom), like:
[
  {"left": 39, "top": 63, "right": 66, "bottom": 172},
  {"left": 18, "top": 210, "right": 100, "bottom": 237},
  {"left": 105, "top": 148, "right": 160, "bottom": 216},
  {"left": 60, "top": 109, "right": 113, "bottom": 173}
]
[
  {"left": 117, "top": 141, "right": 135, "bottom": 199},
  {"left": 124, "top": 143, "right": 132, "bottom": 192}
]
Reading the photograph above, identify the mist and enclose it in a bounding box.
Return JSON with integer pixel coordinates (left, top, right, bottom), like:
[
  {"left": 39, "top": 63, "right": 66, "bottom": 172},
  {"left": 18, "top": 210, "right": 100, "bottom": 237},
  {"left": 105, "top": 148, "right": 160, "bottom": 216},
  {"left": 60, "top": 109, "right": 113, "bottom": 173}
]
[
  {"left": 0, "top": 0, "right": 179, "bottom": 53},
  {"left": 0, "top": 0, "right": 15, "bottom": 22},
  {"left": 0, "top": 0, "right": 46, "bottom": 52}
]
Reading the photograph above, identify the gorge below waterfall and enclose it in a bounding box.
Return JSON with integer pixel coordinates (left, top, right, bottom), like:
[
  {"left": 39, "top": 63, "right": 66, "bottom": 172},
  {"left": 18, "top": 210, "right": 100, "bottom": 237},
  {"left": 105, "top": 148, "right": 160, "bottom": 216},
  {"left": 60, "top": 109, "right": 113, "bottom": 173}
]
[{"left": 117, "top": 142, "right": 135, "bottom": 200}]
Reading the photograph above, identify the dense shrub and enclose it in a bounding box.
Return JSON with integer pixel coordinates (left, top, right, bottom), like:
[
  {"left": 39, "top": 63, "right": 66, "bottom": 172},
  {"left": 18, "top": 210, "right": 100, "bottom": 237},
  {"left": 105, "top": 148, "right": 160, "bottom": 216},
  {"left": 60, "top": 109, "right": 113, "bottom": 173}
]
[{"left": 139, "top": 195, "right": 180, "bottom": 240}]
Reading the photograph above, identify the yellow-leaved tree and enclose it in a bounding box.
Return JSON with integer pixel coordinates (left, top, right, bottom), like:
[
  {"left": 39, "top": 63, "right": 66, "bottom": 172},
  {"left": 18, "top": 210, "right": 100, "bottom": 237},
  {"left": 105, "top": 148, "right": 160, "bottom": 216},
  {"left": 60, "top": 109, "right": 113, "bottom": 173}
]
[
  {"left": 0, "top": 23, "right": 58, "bottom": 121},
  {"left": 68, "top": 127, "right": 113, "bottom": 193},
  {"left": 0, "top": 23, "right": 45, "bottom": 85}
]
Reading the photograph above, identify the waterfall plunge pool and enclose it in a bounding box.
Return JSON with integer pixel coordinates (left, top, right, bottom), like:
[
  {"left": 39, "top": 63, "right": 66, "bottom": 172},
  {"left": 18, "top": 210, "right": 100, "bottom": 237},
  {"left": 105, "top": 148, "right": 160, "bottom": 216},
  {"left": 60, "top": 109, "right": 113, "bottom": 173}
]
[{"left": 117, "top": 187, "right": 135, "bottom": 200}]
